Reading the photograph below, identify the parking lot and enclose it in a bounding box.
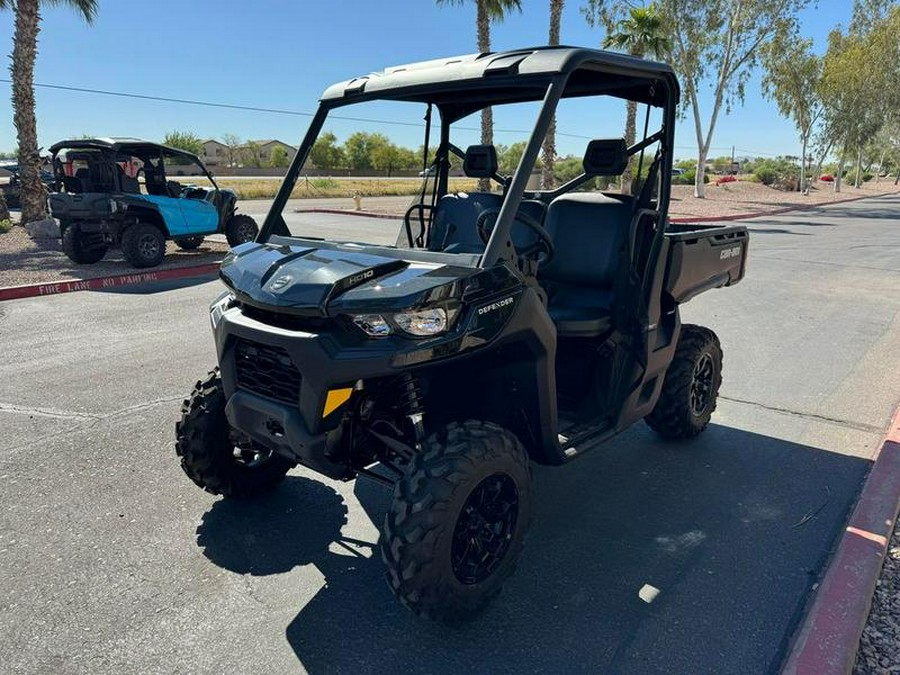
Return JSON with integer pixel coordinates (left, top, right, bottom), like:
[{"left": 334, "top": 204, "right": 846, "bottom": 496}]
[{"left": 1, "top": 195, "right": 899, "bottom": 674}]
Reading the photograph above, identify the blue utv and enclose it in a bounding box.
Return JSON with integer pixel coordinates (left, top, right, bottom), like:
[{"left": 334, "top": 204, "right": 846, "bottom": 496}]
[{"left": 48, "top": 138, "right": 258, "bottom": 268}]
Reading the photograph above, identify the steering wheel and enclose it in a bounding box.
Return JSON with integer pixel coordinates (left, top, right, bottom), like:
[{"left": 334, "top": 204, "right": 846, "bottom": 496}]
[
  {"left": 403, "top": 203, "right": 435, "bottom": 248},
  {"left": 476, "top": 207, "right": 554, "bottom": 264}
]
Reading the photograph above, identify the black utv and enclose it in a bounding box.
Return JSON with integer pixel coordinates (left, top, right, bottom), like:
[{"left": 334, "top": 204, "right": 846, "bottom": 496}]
[
  {"left": 48, "top": 138, "right": 257, "bottom": 268},
  {"left": 175, "top": 47, "right": 748, "bottom": 622}
]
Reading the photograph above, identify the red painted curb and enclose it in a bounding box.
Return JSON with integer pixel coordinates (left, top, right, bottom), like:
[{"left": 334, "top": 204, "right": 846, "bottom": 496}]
[
  {"left": 0, "top": 262, "right": 221, "bottom": 302},
  {"left": 782, "top": 405, "right": 900, "bottom": 675},
  {"left": 302, "top": 208, "right": 399, "bottom": 220}
]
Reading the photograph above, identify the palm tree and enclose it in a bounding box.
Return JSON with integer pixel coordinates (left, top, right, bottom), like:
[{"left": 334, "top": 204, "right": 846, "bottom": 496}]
[
  {"left": 602, "top": 4, "right": 670, "bottom": 194},
  {"left": 437, "top": 0, "right": 523, "bottom": 190},
  {"left": 1, "top": 0, "right": 97, "bottom": 225},
  {"left": 0, "top": 188, "right": 9, "bottom": 222},
  {"left": 541, "top": 0, "right": 564, "bottom": 190}
]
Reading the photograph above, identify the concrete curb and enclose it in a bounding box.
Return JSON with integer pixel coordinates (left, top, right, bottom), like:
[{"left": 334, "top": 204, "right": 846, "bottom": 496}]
[
  {"left": 0, "top": 263, "right": 221, "bottom": 302},
  {"left": 782, "top": 404, "right": 900, "bottom": 675},
  {"left": 303, "top": 190, "right": 892, "bottom": 224}
]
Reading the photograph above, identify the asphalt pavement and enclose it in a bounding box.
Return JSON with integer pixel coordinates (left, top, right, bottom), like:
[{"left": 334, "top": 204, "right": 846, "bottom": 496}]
[{"left": 1, "top": 194, "right": 899, "bottom": 674}]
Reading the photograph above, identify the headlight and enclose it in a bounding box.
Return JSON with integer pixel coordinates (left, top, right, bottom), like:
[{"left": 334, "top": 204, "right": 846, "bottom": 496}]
[
  {"left": 352, "top": 314, "right": 392, "bottom": 337},
  {"left": 393, "top": 308, "right": 448, "bottom": 336},
  {"left": 209, "top": 291, "right": 234, "bottom": 331}
]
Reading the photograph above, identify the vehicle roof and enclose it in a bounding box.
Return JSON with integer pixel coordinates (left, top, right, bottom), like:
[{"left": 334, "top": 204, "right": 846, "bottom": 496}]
[
  {"left": 320, "top": 46, "right": 679, "bottom": 120},
  {"left": 48, "top": 137, "right": 203, "bottom": 162}
]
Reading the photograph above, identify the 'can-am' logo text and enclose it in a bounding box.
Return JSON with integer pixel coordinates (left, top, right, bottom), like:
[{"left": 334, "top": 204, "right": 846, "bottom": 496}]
[
  {"left": 478, "top": 297, "right": 514, "bottom": 315},
  {"left": 719, "top": 246, "right": 742, "bottom": 260}
]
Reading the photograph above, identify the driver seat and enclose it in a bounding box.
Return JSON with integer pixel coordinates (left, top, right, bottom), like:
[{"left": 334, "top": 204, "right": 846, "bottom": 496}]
[
  {"left": 428, "top": 145, "right": 547, "bottom": 253},
  {"left": 428, "top": 145, "right": 501, "bottom": 253}
]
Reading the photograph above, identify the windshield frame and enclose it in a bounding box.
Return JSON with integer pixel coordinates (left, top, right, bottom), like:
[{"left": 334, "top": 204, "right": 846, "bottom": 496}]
[{"left": 257, "top": 67, "right": 677, "bottom": 270}]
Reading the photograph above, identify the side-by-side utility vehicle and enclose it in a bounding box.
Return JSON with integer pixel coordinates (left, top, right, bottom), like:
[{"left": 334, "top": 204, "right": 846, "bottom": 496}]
[
  {"left": 175, "top": 47, "right": 748, "bottom": 622},
  {"left": 48, "top": 138, "right": 258, "bottom": 268}
]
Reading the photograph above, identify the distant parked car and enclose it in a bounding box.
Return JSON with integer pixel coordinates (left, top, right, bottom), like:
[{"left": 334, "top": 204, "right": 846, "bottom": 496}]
[
  {"left": 0, "top": 164, "right": 55, "bottom": 208},
  {"left": 820, "top": 174, "right": 834, "bottom": 182},
  {"left": 671, "top": 167, "right": 685, "bottom": 176}
]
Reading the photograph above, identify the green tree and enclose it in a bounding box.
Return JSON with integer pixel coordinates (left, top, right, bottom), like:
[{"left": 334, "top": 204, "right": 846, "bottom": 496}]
[
  {"left": 343, "top": 132, "right": 377, "bottom": 171},
  {"left": 600, "top": 4, "right": 670, "bottom": 194},
  {"left": 761, "top": 36, "right": 823, "bottom": 193},
  {"left": 585, "top": 0, "right": 810, "bottom": 198},
  {"left": 1, "top": 0, "right": 97, "bottom": 224},
  {"left": 819, "top": 7, "right": 900, "bottom": 191},
  {"left": 163, "top": 131, "right": 204, "bottom": 156},
  {"left": 497, "top": 141, "right": 535, "bottom": 174},
  {"left": 395, "top": 146, "right": 420, "bottom": 170},
  {"left": 309, "top": 132, "right": 345, "bottom": 170},
  {"left": 437, "top": 0, "right": 523, "bottom": 190},
  {"left": 268, "top": 145, "right": 290, "bottom": 168},
  {"left": 369, "top": 137, "right": 402, "bottom": 176},
  {"left": 541, "top": 0, "right": 565, "bottom": 189},
  {"left": 241, "top": 141, "right": 263, "bottom": 168}
]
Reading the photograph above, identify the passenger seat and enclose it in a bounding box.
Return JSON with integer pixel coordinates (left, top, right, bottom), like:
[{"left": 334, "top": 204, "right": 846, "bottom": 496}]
[{"left": 539, "top": 139, "right": 632, "bottom": 338}]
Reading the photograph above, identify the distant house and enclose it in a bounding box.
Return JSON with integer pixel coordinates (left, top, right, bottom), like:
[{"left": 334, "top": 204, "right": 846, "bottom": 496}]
[
  {"left": 239, "top": 139, "right": 297, "bottom": 167},
  {"left": 201, "top": 139, "right": 228, "bottom": 167}
]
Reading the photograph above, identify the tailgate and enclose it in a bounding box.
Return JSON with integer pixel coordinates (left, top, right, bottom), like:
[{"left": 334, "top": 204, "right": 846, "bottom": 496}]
[{"left": 663, "top": 222, "right": 748, "bottom": 303}]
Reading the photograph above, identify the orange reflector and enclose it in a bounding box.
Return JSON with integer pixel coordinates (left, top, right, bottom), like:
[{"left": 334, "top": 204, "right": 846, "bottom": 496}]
[{"left": 323, "top": 388, "right": 353, "bottom": 417}]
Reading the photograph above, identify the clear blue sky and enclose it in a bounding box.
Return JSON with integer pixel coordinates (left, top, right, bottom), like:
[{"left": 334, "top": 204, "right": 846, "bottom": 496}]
[{"left": 0, "top": 0, "right": 853, "bottom": 161}]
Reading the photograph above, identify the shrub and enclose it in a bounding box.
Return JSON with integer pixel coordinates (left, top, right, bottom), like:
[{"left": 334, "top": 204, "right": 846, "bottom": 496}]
[
  {"left": 753, "top": 157, "right": 800, "bottom": 189},
  {"left": 0, "top": 219, "right": 13, "bottom": 234},
  {"left": 310, "top": 177, "right": 339, "bottom": 189},
  {"left": 672, "top": 168, "right": 710, "bottom": 185},
  {"left": 861, "top": 172, "right": 874, "bottom": 183}
]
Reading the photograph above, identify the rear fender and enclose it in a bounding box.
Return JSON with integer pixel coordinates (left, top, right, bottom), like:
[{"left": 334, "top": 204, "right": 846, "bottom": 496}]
[{"left": 122, "top": 202, "right": 168, "bottom": 237}]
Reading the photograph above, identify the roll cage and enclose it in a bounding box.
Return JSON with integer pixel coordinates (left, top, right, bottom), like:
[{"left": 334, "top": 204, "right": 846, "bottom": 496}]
[
  {"left": 48, "top": 138, "right": 218, "bottom": 195},
  {"left": 259, "top": 46, "right": 679, "bottom": 269}
]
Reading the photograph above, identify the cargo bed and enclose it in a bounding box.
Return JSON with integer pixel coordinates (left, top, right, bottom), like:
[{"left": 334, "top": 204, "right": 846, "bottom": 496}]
[{"left": 663, "top": 221, "right": 749, "bottom": 303}]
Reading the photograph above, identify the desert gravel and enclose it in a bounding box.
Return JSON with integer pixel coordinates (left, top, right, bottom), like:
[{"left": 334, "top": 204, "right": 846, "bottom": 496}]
[
  {"left": 854, "top": 517, "right": 900, "bottom": 674},
  {"left": 0, "top": 225, "right": 228, "bottom": 288}
]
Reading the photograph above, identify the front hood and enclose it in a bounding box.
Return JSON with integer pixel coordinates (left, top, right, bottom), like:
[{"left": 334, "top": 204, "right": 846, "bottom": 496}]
[{"left": 220, "top": 241, "right": 477, "bottom": 315}]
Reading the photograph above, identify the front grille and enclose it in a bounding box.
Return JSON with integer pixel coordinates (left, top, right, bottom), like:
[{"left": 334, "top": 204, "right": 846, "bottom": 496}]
[{"left": 234, "top": 338, "right": 301, "bottom": 405}]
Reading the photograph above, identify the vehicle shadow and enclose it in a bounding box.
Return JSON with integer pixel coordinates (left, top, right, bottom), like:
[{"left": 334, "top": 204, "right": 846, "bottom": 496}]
[{"left": 196, "top": 425, "right": 871, "bottom": 675}]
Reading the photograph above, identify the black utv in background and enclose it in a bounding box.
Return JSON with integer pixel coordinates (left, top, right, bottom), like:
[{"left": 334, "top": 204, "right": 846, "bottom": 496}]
[
  {"left": 48, "top": 139, "right": 257, "bottom": 268},
  {"left": 175, "top": 47, "right": 748, "bottom": 622}
]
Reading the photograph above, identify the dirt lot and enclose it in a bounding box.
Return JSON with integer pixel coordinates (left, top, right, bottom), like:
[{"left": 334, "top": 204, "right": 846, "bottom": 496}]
[{"left": 669, "top": 179, "right": 900, "bottom": 219}]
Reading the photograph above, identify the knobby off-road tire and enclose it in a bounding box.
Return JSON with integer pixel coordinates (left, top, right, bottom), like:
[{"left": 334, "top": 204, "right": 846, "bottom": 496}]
[
  {"left": 645, "top": 324, "right": 723, "bottom": 439},
  {"left": 61, "top": 225, "right": 106, "bottom": 264},
  {"left": 121, "top": 222, "right": 166, "bottom": 268},
  {"left": 224, "top": 214, "right": 258, "bottom": 247},
  {"left": 381, "top": 420, "right": 533, "bottom": 623},
  {"left": 174, "top": 235, "right": 204, "bottom": 250},
  {"left": 175, "top": 369, "right": 294, "bottom": 498}
]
